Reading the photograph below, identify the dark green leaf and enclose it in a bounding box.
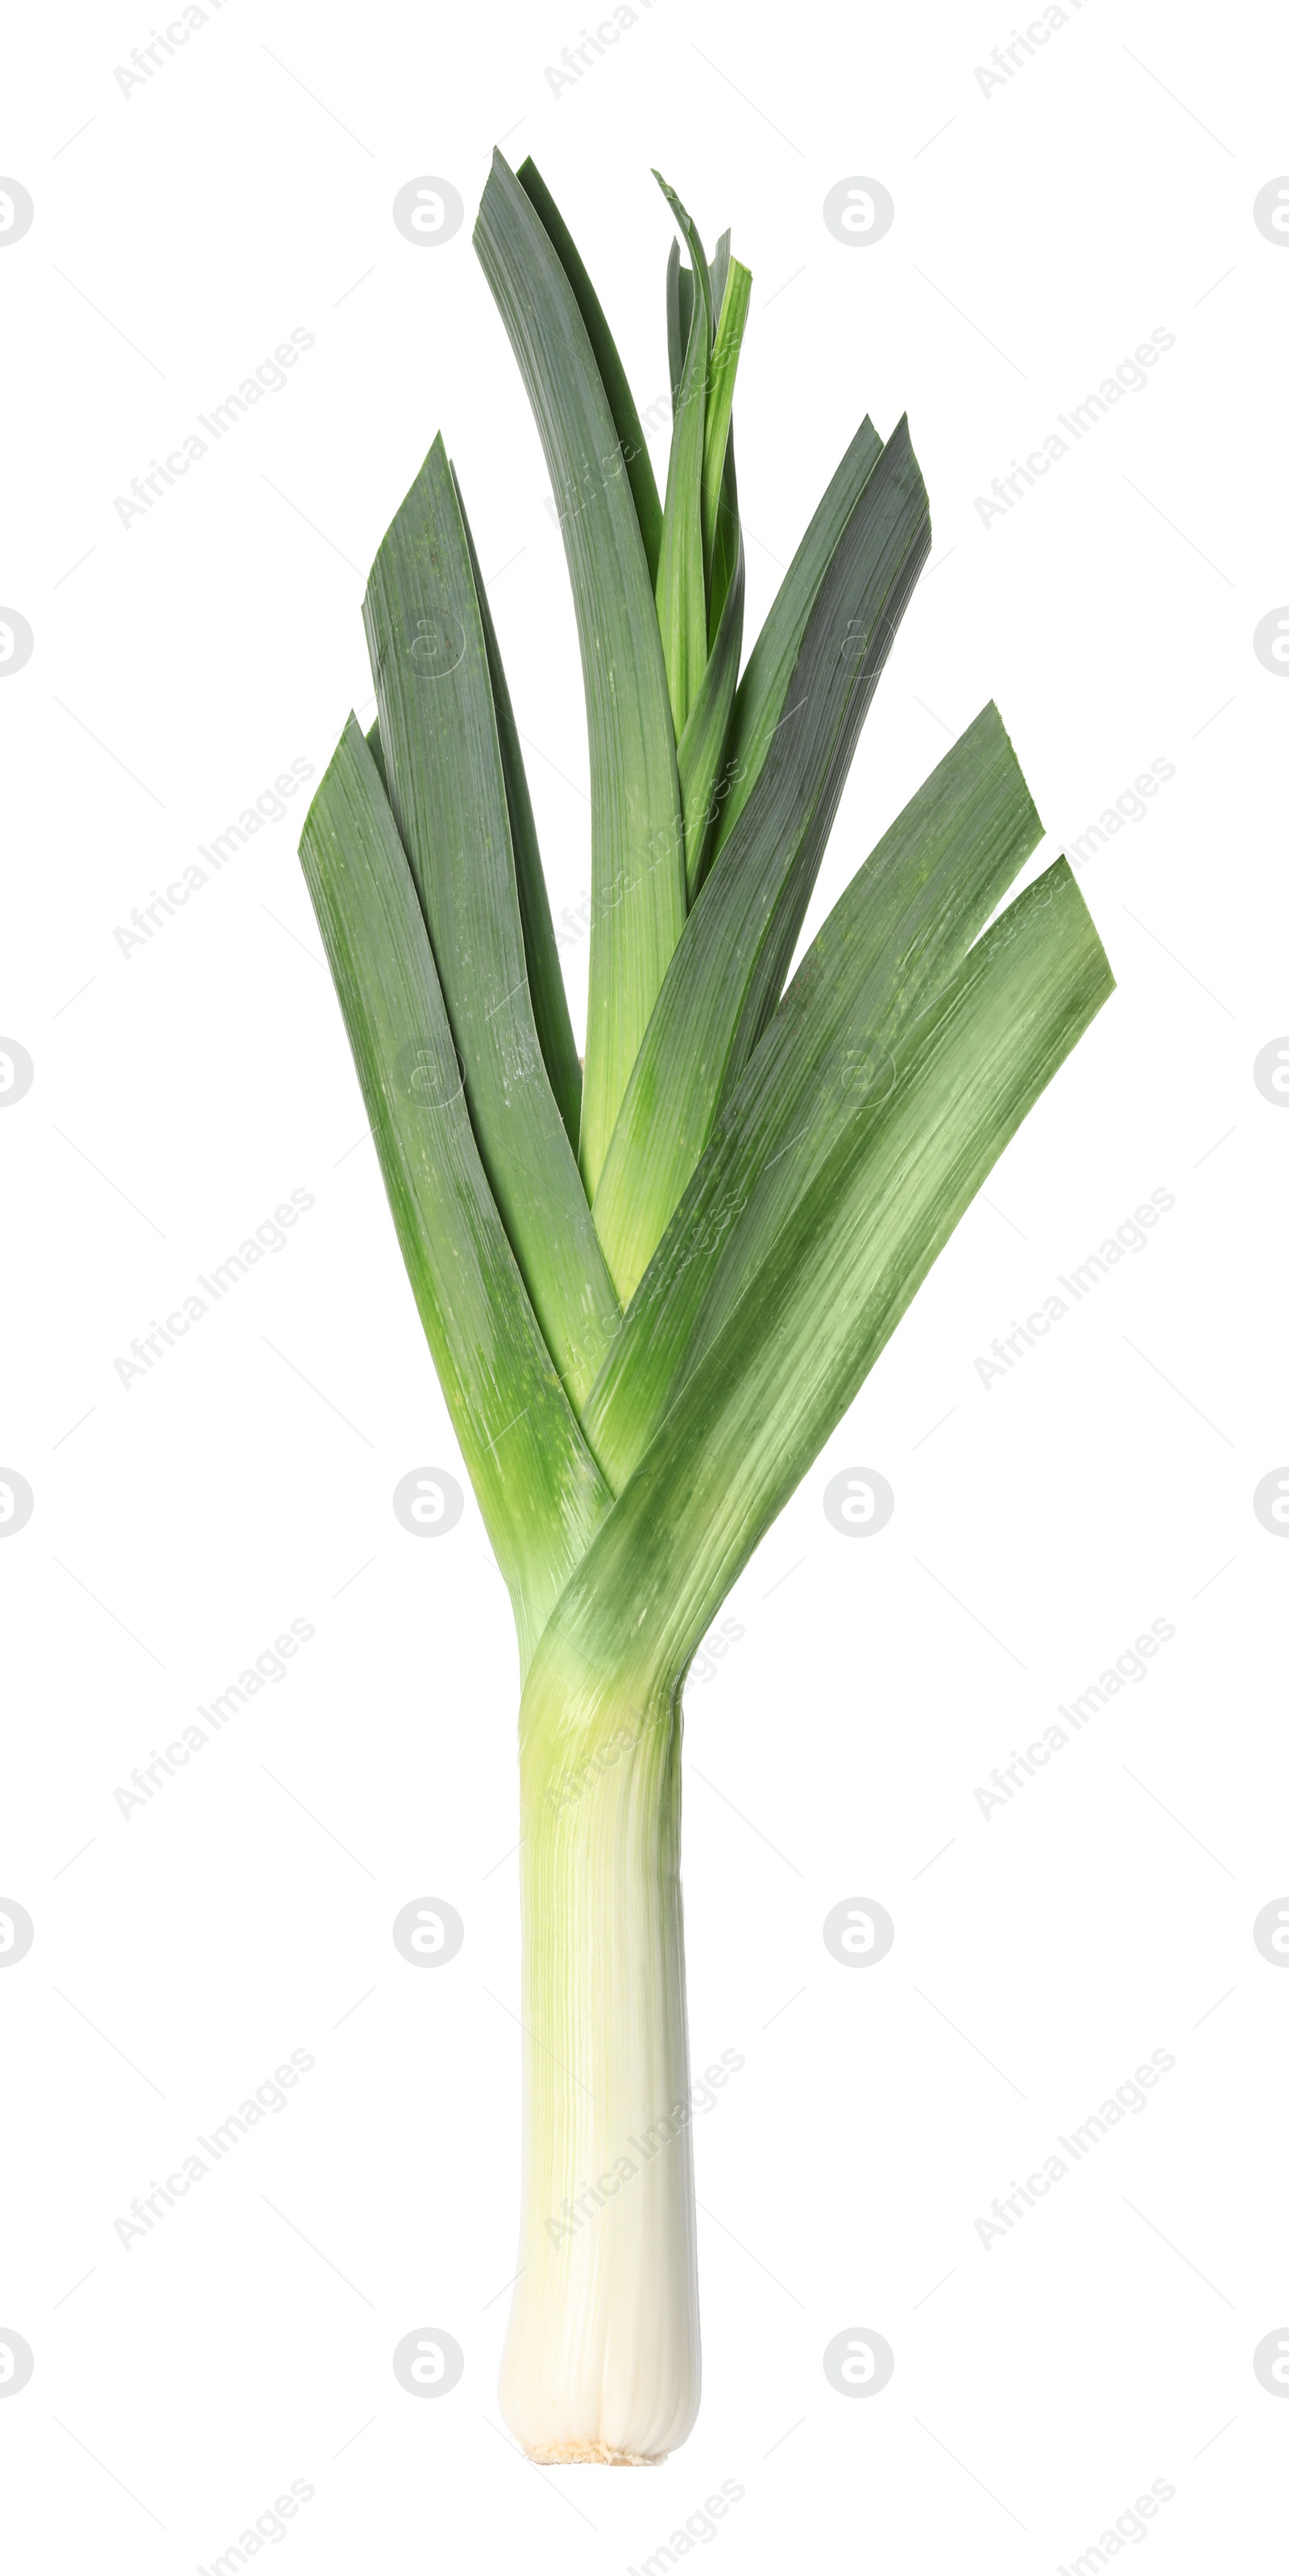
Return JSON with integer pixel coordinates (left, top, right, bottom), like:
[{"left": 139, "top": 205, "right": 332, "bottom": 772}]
[
  {"left": 363, "top": 432, "right": 620, "bottom": 1408},
  {"left": 516, "top": 154, "right": 663, "bottom": 587},
  {"left": 450, "top": 460, "right": 582, "bottom": 1151},
  {"left": 713, "top": 417, "right": 884, "bottom": 857},
  {"left": 299, "top": 716, "right": 612, "bottom": 1670},
  {"left": 536, "top": 861, "right": 1114, "bottom": 1695},
  {"left": 475, "top": 150, "right": 685, "bottom": 1197},
  {"left": 591, "top": 419, "right": 931, "bottom": 1298},
  {"left": 585, "top": 702, "right": 1042, "bottom": 1483}
]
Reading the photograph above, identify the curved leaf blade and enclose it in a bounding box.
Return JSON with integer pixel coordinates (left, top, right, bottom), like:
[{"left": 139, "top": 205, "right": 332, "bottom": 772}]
[
  {"left": 450, "top": 460, "right": 582, "bottom": 1151},
  {"left": 713, "top": 417, "right": 884, "bottom": 857},
  {"left": 676, "top": 532, "right": 744, "bottom": 902},
  {"left": 534, "top": 861, "right": 1114, "bottom": 1698},
  {"left": 701, "top": 257, "right": 751, "bottom": 591},
  {"left": 363, "top": 433, "right": 620, "bottom": 1408},
  {"left": 585, "top": 702, "right": 1043, "bottom": 1483},
  {"left": 298, "top": 716, "right": 612, "bottom": 1670},
  {"left": 516, "top": 155, "right": 663, "bottom": 587},
  {"left": 591, "top": 419, "right": 931, "bottom": 1299},
  {"left": 475, "top": 149, "right": 686, "bottom": 1197}
]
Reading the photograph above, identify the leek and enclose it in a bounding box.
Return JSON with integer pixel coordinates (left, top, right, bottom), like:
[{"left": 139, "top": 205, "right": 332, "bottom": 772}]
[{"left": 297, "top": 150, "right": 1114, "bottom": 2465}]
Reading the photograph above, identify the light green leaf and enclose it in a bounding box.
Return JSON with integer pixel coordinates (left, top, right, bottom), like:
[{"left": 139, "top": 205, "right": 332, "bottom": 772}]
[
  {"left": 676, "top": 533, "right": 744, "bottom": 902},
  {"left": 666, "top": 242, "right": 694, "bottom": 413},
  {"left": 585, "top": 702, "right": 1042, "bottom": 1483},
  {"left": 298, "top": 716, "right": 612, "bottom": 1671},
  {"left": 534, "top": 860, "right": 1114, "bottom": 1698},
  {"left": 701, "top": 257, "right": 751, "bottom": 593},
  {"left": 591, "top": 419, "right": 931, "bottom": 1300},
  {"left": 707, "top": 422, "right": 740, "bottom": 652},
  {"left": 363, "top": 432, "right": 620, "bottom": 1408},
  {"left": 653, "top": 172, "right": 713, "bottom": 737},
  {"left": 475, "top": 149, "right": 685, "bottom": 1198}
]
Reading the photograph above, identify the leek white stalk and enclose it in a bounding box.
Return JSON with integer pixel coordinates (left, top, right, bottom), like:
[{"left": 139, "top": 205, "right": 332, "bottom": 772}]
[
  {"left": 500, "top": 1663, "right": 698, "bottom": 2462},
  {"left": 297, "top": 145, "right": 1115, "bottom": 2464}
]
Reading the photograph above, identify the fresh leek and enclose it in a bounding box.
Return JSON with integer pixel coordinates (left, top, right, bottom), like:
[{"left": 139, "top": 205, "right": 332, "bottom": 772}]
[{"left": 297, "top": 151, "right": 1114, "bottom": 2466}]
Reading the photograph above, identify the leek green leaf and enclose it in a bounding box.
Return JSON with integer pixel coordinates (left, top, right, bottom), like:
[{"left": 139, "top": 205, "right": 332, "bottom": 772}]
[
  {"left": 711, "top": 417, "right": 884, "bottom": 859},
  {"left": 299, "top": 716, "right": 611, "bottom": 1670},
  {"left": 653, "top": 173, "right": 712, "bottom": 737},
  {"left": 676, "top": 533, "right": 744, "bottom": 902},
  {"left": 666, "top": 242, "right": 693, "bottom": 412},
  {"left": 585, "top": 702, "right": 1042, "bottom": 1483},
  {"left": 707, "top": 424, "right": 740, "bottom": 655},
  {"left": 363, "top": 433, "right": 620, "bottom": 1408},
  {"left": 591, "top": 419, "right": 931, "bottom": 1298},
  {"left": 516, "top": 155, "right": 663, "bottom": 587},
  {"left": 450, "top": 460, "right": 582, "bottom": 1151},
  {"left": 701, "top": 257, "right": 751, "bottom": 593},
  {"left": 364, "top": 712, "right": 388, "bottom": 793},
  {"left": 475, "top": 150, "right": 685, "bottom": 1197},
  {"left": 537, "top": 860, "right": 1113, "bottom": 1695}
]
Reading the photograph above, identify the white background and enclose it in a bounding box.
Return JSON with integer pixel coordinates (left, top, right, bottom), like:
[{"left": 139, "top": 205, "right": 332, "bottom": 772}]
[{"left": 2, "top": 0, "right": 1287, "bottom": 2567}]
